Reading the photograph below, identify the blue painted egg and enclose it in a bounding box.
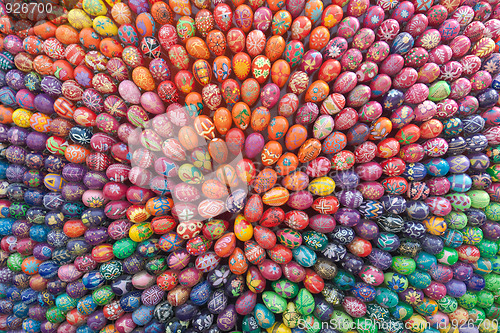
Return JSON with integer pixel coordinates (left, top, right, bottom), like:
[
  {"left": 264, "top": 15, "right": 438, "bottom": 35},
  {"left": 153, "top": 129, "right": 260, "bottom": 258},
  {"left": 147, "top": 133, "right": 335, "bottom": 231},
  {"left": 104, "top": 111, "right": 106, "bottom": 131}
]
[
  {"left": 225, "top": 188, "right": 247, "bottom": 214},
  {"left": 390, "top": 33, "right": 414, "bottom": 55},
  {"left": 132, "top": 305, "right": 155, "bottom": 325},
  {"left": 37, "top": 261, "right": 59, "bottom": 279},
  {"left": 69, "top": 126, "right": 93, "bottom": 145},
  {"left": 447, "top": 174, "right": 472, "bottom": 192},
  {"left": 82, "top": 271, "right": 106, "bottom": 290},
  {"left": 424, "top": 158, "right": 450, "bottom": 177},
  {"left": 358, "top": 200, "right": 385, "bottom": 219},
  {"left": 382, "top": 89, "right": 404, "bottom": 112},
  {"left": 402, "top": 163, "right": 427, "bottom": 181},
  {"left": 441, "top": 229, "right": 463, "bottom": 249},
  {"left": 120, "top": 291, "right": 142, "bottom": 312},
  {"left": 447, "top": 137, "right": 467, "bottom": 156},
  {"left": 77, "top": 295, "right": 97, "bottom": 315},
  {"left": 190, "top": 280, "right": 212, "bottom": 306},
  {"left": 379, "top": 195, "right": 407, "bottom": 214},
  {"left": 478, "top": 88, "right": 499, "bottom": 109},
  {"left": 352, "top": 282, "right": 376, "bottom": 302},
  {"left": 465, "top": 134, "right": 488, "bottom": 153},
  {"left": 292, "top": 245, "right": 317, "bottom": 267},
  {"left": 406, "top": 200, "right": 430, "bottom": 220},
  {"left": 446, "top": 155, "right": 470, "bottom": 173},
  {"left": 463, "top": 115, "right": 485, "bottom": 135}
]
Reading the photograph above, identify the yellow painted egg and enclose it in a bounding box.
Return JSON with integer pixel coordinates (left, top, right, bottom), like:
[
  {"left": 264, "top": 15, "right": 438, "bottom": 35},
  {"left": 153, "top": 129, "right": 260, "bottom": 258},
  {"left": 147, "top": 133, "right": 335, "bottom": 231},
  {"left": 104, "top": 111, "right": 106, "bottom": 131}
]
[
  {"left": 93, "top": 16, "right": 118, "bottom": 37},
  {"left": 83, "top": 0, "right": 108, "bottom": 16},
  {"left": 308, "top": 177, "right": 335, "bottom": 196},
  {"left": 68, "top": 9, "right": 93, "bottom": 30},
  {"left": 234, "top": 214, "right": 253, "bottom": 241},
  {"left": 12, "top": 109, "right": 33, "bottom": 128}
]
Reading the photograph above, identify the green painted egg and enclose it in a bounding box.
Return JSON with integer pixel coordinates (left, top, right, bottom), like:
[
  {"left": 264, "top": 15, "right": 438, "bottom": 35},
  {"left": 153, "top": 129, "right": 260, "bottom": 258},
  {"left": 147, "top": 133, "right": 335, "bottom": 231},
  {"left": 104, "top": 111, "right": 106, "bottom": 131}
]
[
  {"left": 301, "top": 314, "right": 321, "bottom": 333},
  {"left": 262, "top": 291, "right": 287, "bottom": 314},
  {"left": 384, "top": 272, "right": 408, "bottom": 293},
  {"left": 242, "top": 314, "right": 260, "bottom": 333},
  {"left": 490, "top": 256, "right": 500, "bottom": 274},
  {"left": 253, "top": 303, "right": 275, "bottom": 329},
  {"left": 302, "top": 230, "right": 328, "bottom": 251},
  {"left": 99, "top": 260, "right": 123, "bottom": 280},
  {"left": 178, "top": 163, "right": 204, "bottom": 184},
  {"left": 333, "top": 270, "right": 356, "bottom": 290},
  {"left": 444, "top": 211, "right": 468, "bottom": 230},
  {"left": 479, "top": 240, "right": 499, "bottom": 259},
  {"left": 271, "top": 279, "right": 299, "bottom": 299},
  {"left": 356, "top": 317, "right": 378, "bottom": 333},
  {"left": 391, "top": 256, "right": 416, "bottom": 275},
  {"left": 415, "top": 252, "right": 437, "bottom": 271},
  {"left": 308, "top": 177, "right": 335, "bottom": 196},
  {"left": 292, "top": 246, "right": 317, "bottom": 267},
  {"left": 467, "top": 190, "right": 491, "bottom": 209},
  {"left": 473, "top": 257, "right": 493, "bottom": 275},
  {"left": 476, "top": 290, "right": 494, "bottom": 309},
  {"left": 436, "top": 247, "right": 459, "bottom": 266},
  {"left": 7, "top": 253, "right": 23, "bottom": 272},
  {"left": 282, "top": 302, "right": 301, "bottom": 328},
  {"left": 92, "top": 285, "right": 115, "bottom": 306},
  {"left": 458, "top": 291, "right": 478, "bottom": 309},
  {"left": 366, "top": 303, "right": 390, "bottom": 322},
  {"left": 487, "top": 164, "right": 500, "bottom": 182},
  {"left": 390, "top": 302, "right": 413, "bottom": 321},
  {"left": 469, "top": 307, "right": 486, "bottom": 324},
  {"left": 295, "top": 288, "right": 315, "bottom": 316},
  {"left": 46, "top": 306, "right": 66, "bottom": 323},
  {"left": 375, "top": 288, "right": 398, "bottom": 308},
  {"left": 428, "top": 80, "right": 450, "bottom": 101},
  {"left": 330, "top": 310, "right": 354, "bottom": 333},
  {"left": 445, "top": 193, "right": 472, "bottom": 212},
  {"left": 55, "top": 293, "right": 77, "bottom": 312},
  {"left": 485, "top": 273, "right": 500, "bottom": 292},
  {"left": 485, "top": 304, "right": 500, "bottom": 320},
  {"left": 437, "top": 295, "right": 458, "bottom": 313},
  {"left": 408, "top": 270, "right": 432, "bottom": 289},
  {"left": 113, "top": 238, "right": 137, "bottom": 259},
  {"left": 485, "top": 202, "right": 500, "bottom": 222},
  {"left": 462, "top": 226, "right": 483, "bottom": 245}
]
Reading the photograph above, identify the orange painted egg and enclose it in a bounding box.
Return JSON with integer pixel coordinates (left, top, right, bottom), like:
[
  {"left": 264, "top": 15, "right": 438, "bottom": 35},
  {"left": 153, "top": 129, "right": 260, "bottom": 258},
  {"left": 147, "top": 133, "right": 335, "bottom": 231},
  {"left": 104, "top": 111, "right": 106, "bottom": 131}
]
[
  {"left": 229, "top": 247, "right": 248, "bottom": 274},
  {"left": 246, "top": 30, "right": 266, "bottom": 57},
  {"left": 135, "top": 13, "right": 156, "bottom": 38},
  {"left": 193, "top": 115, "right": 216, "bottom": 140},
  {"left": 291, "top": 16, "right": 312, "bottom": 40},
  {"left": 226, "top": 28, "right": 246, "bottom": 54},
  {"left": 216, "top": 164, "right": 239, "bottom": 187},
  {"left": 245, "top": 242, "right": 266, "bottom": 266},
  {"left": 111, "top": 3, "right": 134, "bottom": 25},
  {"left": 322, "top": 4, "right": 343, "bottom": 28},
  {"left": 54, "top": 97, "right": 76, "bottom": 119},
  {"left": 305, "top": 80, "right": 330, "bottom": 103},
  {"left": 52, "top": 60, "right": 74, "bottom": 81},
  {"left": 0, "top": 106, "right": 13, "bottom": 124},
  {"left": 151, "top": 2, "right": 174, "bottom": 25},
  {"left": 285, "top": 124, "right": 308, "bottom": 150},
  {"left": 79, "top": 28, "right": 101, "bottom": 50},
  {"left": 33, "top": 55, "right": 54, "bottom": 75},
  {"left": 319, "top": 59, "right": 342, "bottom": 82},
  {"left": 282, "top": 171, "right": 309, "bottom": 191},
  {"left": 30, "top": 113, "right": 52, "bottom": 133},
  {"left": 420, "top": 119, "right": 443, "bottom": 139},
  {"left": 272, "top": 10, "right": 292, "bottom": 35},
  {"left": 265, "top": 35, "right": 286, "bottom": 62},
  {"left": 214, "top": 107, "right": 232, "bottom": 135},
  {"left": 213, "top": 56, "right": 232, "bottom": 82},
  {"left": 251, "top": 106, "right": 271, "bottom": 132},
  {"left": 169, "top": 44, "right": 190, "bottom": 70},
  {"left": 195, "top": 9, "right": 215, "bottom": 37},
  {"left": 276, "top": 153, "right": 299, "bottom": 176},
  {"left": 232, "top": 102, "right": 251, "bottom": 130},
  {"left": 100, "top": 38, "right": 123, "bottom": 58},
  {"left": 186, "top": 37, "right": 210, "bottom": 60},
  {"left": 267, "top": 0, "right": 285, "bottom": 11},
  {"left": 192, "top": 59, "right": 212, "bottom": 86},
  {"left": 202, "top": 179, "right": 228, "bottom": 199},
  {"left": 56, "top": 25, "right": 79, "bottom": 45},
  {"left": 214, "top": 232, "right": 236, "bottom": 257},
  {"left": 268, "top": 116, "right": 289, "bottom": 140},
  {"left": 377, "top": 138, "right": 400, "bottom": 159},
  {"left": 233, "top": 52, "right": 252, "bottom": 81},
  {"left": 263, "top": 187, "right": 290, "bottom": 206},
  {"left": 310, "top": 26, "right": 330, "bottom": 50},
  {"left": 252, "top": 55, "right": 271, "bottom": 84},
  {"left": 169, "top": 0, "right": 192, "bottom": 15},
  {"left": 234, "top": 5, "right": 253, "bottom": 33},
  {"left": 178, "top": 126, "right": 199, "bottom": 150},
  {"left": 254, "top": 168, "right": 278, "bottom": 193},
  {"left": 208, "top": 138, "right": 228, "bottom": 164},
  {"left": 241, "top": 78, "right": 260, "bottom": 106},
  {"left": 369, "top": 117, "right": 393, "bottom": 140},
  {"left": 298, "top": 138, "right": 322, "bottom": 163},
  {"left": 65, "top": 145, "right": 91, "bottom": 164},
  {"left": 206, "top": 30, "right": 227, "bottom": 56},
  {"left": 261, "top": 141, "right": 283, "bottom": 166},
  {"left": 271, "top": 59, "right": 290, "bottom": 88}
]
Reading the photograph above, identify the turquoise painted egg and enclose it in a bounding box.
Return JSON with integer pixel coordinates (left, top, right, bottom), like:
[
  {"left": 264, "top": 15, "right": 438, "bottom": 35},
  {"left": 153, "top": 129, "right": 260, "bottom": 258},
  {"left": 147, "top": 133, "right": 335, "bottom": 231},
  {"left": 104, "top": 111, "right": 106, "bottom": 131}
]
[
  {"left": 253, "top": 303, "right": 275, "bottom": 329},
  {"left": 447, "top": 174, "right": 472, "bottom": 192},
  {"left": 424, "top": 158, "right": 450, "bottom": 177},
  {"left": 408, "top": 270, "right": 431, "bottom": 289},
  {"left": 292, "top": 245, "right": 317, "bottom": 267}
]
